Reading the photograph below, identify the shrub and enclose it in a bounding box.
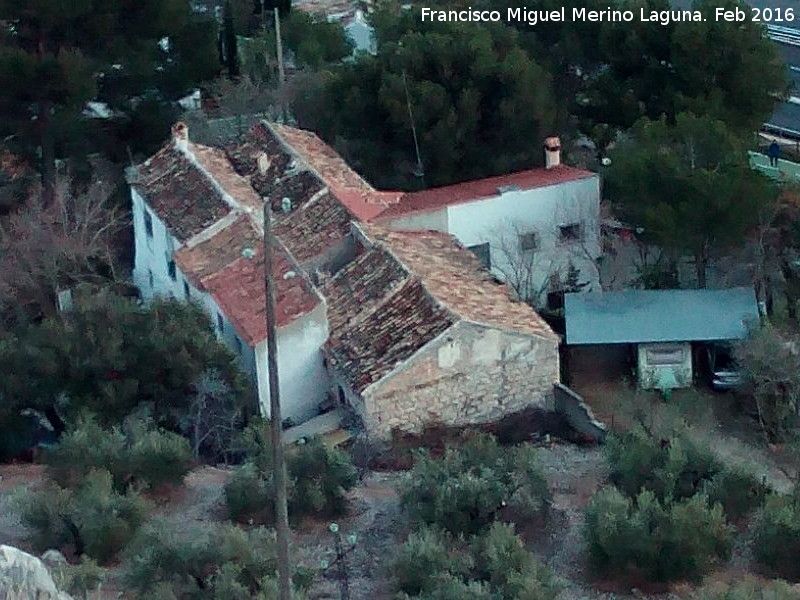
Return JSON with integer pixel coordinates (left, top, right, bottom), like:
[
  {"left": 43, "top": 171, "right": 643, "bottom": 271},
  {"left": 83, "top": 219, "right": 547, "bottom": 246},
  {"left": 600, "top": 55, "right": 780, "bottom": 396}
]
[
  {"left": 128, "top": 428, "right": 193, "bottom": 490},
  {"left": 400, "top": 434, "right": 550, "bottom": 535},
  {"left": 702, "top": 467, "right": 769, "bottom": 521},
  {"left": 20, "top": 469, "right": 151, "bottom": 563},
  {"left": 288, "top": 437, "right": 358, "bottom": 518},
  {"left": 692, "top": 576, "right": 800, "bottom": 599},
  {"left": 753, "top": 492, "right": 800, "bottom": 580},
  {"left": 607, "top": 426, "right": 719, "bottom": 503},
  {"left": 392, "top": 522, "right": 559, "bottom": 600},
  {"left": 584, "top": 486, "right": 732, "bottom": 582},
  {"left": 393, "top": 527, "right": 468, "bottom": 596},
  {"left": 224, "top": 461, "right": 274, "bottom": 524},
  {"left": 122, "top": 520, "right": 311, "bottom": 598},
  {"left": 52, "top": 557, "right": 105, "bottom": 598},
  {"left": 45, "top": 416, "right": 127, "bottom": 489},
  {"left": 225, "top": 429, "right": 357, "bottom": 523},
  {"left": 44, "top": 415, "right": 192, "bottom": 492}
]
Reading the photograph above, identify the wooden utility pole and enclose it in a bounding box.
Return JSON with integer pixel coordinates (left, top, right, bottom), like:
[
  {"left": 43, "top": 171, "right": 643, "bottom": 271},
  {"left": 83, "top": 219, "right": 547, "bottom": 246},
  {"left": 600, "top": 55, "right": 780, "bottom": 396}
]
[{"left": 262, "top": 202, "right": 293, "bottom": 600}]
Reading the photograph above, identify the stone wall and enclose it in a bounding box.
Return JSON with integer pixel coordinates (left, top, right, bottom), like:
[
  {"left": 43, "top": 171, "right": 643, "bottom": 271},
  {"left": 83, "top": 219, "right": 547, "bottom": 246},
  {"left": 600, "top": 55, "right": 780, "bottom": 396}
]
[
  {"left": 553, "top": 383, "right": 607, "bottom": 443},
  {"left": 361, "top": 321, "right": 559, "bottom": 439}
]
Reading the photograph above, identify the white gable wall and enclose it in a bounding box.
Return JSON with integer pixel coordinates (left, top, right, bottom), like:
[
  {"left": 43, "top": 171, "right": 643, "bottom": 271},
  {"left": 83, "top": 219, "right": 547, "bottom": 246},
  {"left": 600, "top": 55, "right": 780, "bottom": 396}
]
[
  {"left": 132, "top": 187, "right": 326, "bottom": 424},
  {"left": 254, "top": 301, "right": 330, "bottom": 425}
]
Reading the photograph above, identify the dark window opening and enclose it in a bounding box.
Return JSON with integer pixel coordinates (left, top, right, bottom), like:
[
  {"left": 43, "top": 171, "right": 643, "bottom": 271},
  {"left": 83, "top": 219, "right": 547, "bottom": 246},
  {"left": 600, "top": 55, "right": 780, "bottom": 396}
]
[
  {"left": 147, "top": 269, "right": 154, "bottom": 288},
  {"left": 167, "top": 259, "right": 176, "bottom": 280},
  {"left": 217, "top": 313, "right": 225, "bottom": 333},
  {"left": 144, "top": 211, "right": 153, "bottom": 238},
  {"left": 519, "top": 232, "right": 539, "bottom": 251},
  {"left": 338, "top": 386, "right": 346, "bottom": 405},
  {"left": 183, "top": 281, "right": 190, "bottom": 299},
  {"left": 234, "top": 335, "right": 242, "bottom": 354},
  {"left": 559, "top": 223, "right": 583, "bottom": 243},
  {"left": 467, "top": 243, "right": 491, "bottom": 270}
]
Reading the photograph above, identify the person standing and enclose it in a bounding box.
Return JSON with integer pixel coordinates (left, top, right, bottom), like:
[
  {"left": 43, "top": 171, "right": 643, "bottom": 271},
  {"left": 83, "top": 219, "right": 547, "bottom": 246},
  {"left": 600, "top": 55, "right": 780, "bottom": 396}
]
[{"left": 768, "top": 141, "right": 781, "bottom": 168}]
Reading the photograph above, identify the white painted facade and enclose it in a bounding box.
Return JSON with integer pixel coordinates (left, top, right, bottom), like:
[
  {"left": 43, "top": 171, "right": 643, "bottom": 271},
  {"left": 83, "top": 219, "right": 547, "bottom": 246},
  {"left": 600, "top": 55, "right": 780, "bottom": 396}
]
[
  {"left": 131, "top": 187, "right": 330, "bottom": 425},
  {"left": 381, "top": 175, "right": 602, "bottom": 305}
]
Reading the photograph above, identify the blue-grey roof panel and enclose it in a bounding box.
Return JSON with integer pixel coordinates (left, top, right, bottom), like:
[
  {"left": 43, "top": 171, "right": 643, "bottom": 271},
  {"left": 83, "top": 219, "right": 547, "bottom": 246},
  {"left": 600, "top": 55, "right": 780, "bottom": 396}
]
[{"left": 565, "top": 288, "right": 759, "bottom": 345}]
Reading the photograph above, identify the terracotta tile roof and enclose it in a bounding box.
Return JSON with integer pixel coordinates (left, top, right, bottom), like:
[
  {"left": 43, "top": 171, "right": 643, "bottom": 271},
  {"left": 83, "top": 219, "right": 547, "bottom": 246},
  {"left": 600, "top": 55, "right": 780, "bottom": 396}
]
[
  {"left": 174, "top": 215, "right": 262, "bottom": 285},
  {"left": 270, "top": 123, "right": 402, "bottom": 221},
  {"left": 358, "top": 223, "right": 559, "bottom": 341},
  {"left": 273, "top": 191, "right": 355, "bottom": 263},
  {"left": 326, "top": 272, "right": 455, "bottom": 393},
  {"left": 202, "top": 238, "right": 320, "bottom": 346},
  {"left": 190, "top": 144, "right": 263, "bottom": 215},
  {"left": 324, "top": 224, "right": 557, "bottom": 393},
  {"left": 131, "top": 144, "right": 231, "bottom": 241},
  {"left": 375, "top": 166, "right": 596, "bottom": 220}
]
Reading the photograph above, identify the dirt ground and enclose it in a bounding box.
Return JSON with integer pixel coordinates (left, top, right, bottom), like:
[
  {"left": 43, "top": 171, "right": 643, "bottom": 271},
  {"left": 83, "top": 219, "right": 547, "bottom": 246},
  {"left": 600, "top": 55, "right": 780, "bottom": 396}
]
[{"left": 1, "top": 436, "right": 797, "bottom": 600}]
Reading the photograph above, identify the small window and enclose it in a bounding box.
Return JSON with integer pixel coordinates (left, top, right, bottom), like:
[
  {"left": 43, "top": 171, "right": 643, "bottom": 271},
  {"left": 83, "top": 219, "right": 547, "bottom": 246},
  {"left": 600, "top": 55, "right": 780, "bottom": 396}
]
[
  {"left": 559, "top": 223, "right": 583, "bottom": 243},
  {"left": 217, "top": 313, "right": 225, "bottom": 333},
  {"left": 645, "top": 347, "right": 684, "bottom": 366},
  {"left": 147, "top": 269, "right": 154, "bottom": 288},
  {"left": 143, "top": 210, "right": 153, "bottom": 238},
  {"left": 234, "top": 335, "right": 242, "bottom": 354},
  {"left": 467, "top": 243, "right": 491, "bottom": 270},
  {"left": 167, "top": 259, "right": 176, "bottom": 280},
  {"left": 518, "top": 232, "right": 539, "bottom": 251},
  {"left": 183, "top": 280, "right": 190, "bottom": 300}
]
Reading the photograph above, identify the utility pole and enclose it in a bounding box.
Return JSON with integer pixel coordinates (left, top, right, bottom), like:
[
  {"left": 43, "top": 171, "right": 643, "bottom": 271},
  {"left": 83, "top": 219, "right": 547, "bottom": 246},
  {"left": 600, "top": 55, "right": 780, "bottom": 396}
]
[
  {"left": 402, "top": 69, "right": 425, "bottom": 182},
  {"left": 274, "top": 7, "right": 288, "bottom": 123},
  {"left": 262, "top": 201, "right": 293, "bottom": 600}
]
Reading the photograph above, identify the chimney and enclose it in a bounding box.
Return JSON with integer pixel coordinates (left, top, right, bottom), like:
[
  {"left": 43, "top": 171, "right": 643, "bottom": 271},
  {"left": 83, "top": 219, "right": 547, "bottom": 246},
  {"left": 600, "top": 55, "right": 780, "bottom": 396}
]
[
  {"left": 544, "top": 136, "right": 561, "bottom": 169},
  {"left": 172, "top": 121, "right": 189, "bottom": 152}
]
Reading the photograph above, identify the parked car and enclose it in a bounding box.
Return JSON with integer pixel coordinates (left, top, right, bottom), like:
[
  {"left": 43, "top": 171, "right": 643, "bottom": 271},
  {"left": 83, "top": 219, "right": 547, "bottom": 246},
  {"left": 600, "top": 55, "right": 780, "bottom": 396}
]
[{"left": 706, "top": 342, "right": 742, "bottom": 391}]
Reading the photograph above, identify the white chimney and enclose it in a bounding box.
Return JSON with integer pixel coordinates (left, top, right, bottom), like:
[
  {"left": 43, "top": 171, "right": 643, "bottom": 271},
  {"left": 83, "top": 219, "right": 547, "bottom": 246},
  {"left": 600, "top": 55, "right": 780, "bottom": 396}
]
[
  {"left": 544, "top": 136, "right": 561, "bottom": 169},
  {"left": 172, "top": 121, "right": 189, "bottom": 152},
  {"left": 257, "top": 152, "right": 270, "bottom": 176}
]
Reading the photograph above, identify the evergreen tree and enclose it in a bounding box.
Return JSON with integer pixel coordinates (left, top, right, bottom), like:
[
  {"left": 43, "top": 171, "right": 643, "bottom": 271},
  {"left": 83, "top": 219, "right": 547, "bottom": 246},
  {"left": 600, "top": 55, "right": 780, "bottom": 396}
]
[{"left": 224, "top": 0, "right": 240, "bottom": 80}]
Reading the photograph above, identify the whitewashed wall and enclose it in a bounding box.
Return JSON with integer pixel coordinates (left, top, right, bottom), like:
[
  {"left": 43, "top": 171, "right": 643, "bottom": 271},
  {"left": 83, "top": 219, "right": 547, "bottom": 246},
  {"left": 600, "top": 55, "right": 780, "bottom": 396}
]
[{"left": 254, "top": 301, "right": 330, "bottom": 424}]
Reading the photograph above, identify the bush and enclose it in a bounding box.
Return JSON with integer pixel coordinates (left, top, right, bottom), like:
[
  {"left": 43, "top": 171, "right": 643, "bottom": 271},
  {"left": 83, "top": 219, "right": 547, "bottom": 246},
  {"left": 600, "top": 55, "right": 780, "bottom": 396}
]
[
  {"left": 392, "top": 522, "right": 559, "bottom": 600},
  {"left": 20, "top": 469, "right": 151, "bottom": 563},
  {"left": 702, "top": 467, "right": 769, "bottom": 521},
  {"left": 584, "top": 486, "right": 732, "bottom": 582},
  {"left": 224, "top": 461, "right": 274, "bottom": 524},
  {"left": 692, "top": 576, "right": 800, "bottom": 599},
  {"left": 122, "top": 520, "right": 312, "bottom": 598},
  {"left": 52, "top": 557, "right": 105, "bottom": 598},
  {"left": 44, "top": 415, "right": 192, "bottom": 492},
  {"left": 225, "top": 428, "right": 357, "bottom": 523},
  {"left": 753, "top": 492, "right": 800, "bottom": 580},
  {"left": 400, "top": 434, "right": 550, "bottom": 535},
  {"left": 607, "top": 426, "right": 719, "bottom": 503},
  {"left": 288, "top": 437, "right": 358, "bottom": 518}
]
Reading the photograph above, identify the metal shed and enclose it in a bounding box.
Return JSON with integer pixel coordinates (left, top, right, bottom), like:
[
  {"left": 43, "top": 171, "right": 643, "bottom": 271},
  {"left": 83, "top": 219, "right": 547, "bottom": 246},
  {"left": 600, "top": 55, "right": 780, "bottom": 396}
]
[{"left": 564, "top": 288, "right": 759, "bottom": 390}]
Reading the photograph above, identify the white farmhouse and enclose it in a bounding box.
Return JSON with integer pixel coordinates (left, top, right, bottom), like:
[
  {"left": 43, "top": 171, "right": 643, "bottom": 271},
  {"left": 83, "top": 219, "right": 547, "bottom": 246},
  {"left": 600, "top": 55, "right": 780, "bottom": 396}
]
[
  {"left": 375, "top": 138, "right": 602, "bottom": 305},
  {"left": 128, "top": 123, "right": 329, "bottom": 424}
]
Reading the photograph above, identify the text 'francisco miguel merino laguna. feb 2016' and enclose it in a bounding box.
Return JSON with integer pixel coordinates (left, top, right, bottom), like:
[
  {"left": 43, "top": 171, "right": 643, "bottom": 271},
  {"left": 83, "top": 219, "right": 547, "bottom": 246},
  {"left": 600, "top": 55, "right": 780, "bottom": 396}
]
[{"left": 419, "top": 5, "right": 795, "bottom": 26}]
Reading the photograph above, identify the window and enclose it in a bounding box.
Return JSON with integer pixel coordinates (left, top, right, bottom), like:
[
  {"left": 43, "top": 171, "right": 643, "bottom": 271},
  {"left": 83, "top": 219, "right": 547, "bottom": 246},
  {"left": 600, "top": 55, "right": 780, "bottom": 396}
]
[
  {"left": 559, "top": 223, "right": 583, "bottom": 243},
  {"left": 645, "top": 346, "right": 684, "bottom": 366},
  {"left": 147, "top": 269, "right": 154, "bottom": 288},
  {"left": 467, "top": 243, "right": 491, "bottom": 269},
  {"left": 518, "top": 231, "right": 539, "bottom": 251},
  {"left": 167, "top": 258, "right": 176, "bottom": 280},
  {"left": 143, "top": 210, "right": 153, "bottom": 238},
  {"left": 234, "top": 335, "right": 242, "bottom": 354},
  {"left": 217, "top": 313, "right": 225, "bottom": 333},
  {"left": 183, "top": 280, "right": 190, "bottom": 300}
]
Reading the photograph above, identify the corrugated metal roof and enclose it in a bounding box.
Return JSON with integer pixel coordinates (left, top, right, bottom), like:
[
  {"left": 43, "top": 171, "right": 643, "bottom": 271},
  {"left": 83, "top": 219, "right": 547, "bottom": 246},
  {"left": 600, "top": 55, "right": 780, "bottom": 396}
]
[{"left": 565, "top": 287, "right": 759, "bottom": 345}]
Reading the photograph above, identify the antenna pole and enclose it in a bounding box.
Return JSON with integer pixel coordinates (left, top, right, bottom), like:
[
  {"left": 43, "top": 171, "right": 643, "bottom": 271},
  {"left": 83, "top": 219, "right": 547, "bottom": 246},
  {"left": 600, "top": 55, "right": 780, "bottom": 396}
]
[
  {"left": 263, "top": 201, "right": 293, "bottom": 600},
  {"left": 274, "top": 8, "right": 288, "bottom": 122},
  {"left": 402, "top": 69, "right": 424, "bottom": 181}
]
